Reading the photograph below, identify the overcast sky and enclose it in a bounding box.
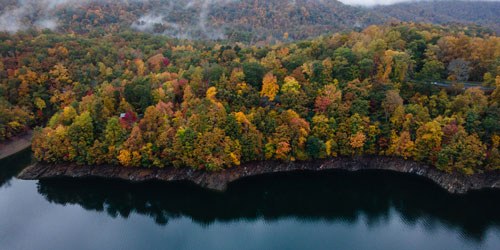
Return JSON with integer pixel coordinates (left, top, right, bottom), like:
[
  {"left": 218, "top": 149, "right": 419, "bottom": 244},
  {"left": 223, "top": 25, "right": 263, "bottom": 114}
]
[{"left": 338, "top": 0, "right": 500, "bottom": 6}]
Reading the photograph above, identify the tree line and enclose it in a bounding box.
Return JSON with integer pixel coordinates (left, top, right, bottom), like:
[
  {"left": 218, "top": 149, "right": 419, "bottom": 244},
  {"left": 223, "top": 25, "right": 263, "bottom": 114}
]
[{"left": 1, "top": 22, "right": 500, "bottom": 173}]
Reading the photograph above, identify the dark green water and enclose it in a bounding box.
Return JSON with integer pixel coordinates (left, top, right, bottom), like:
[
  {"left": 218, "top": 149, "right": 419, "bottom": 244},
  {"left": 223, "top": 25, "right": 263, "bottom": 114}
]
[{"left": 1, "top": 150, "right": 500, "bottom": 250}]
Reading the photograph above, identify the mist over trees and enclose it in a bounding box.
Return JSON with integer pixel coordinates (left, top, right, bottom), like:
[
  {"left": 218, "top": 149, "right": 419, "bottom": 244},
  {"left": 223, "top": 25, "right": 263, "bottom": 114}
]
[{"left": 1, "top": 0, "right": 499, "bottom": 42}]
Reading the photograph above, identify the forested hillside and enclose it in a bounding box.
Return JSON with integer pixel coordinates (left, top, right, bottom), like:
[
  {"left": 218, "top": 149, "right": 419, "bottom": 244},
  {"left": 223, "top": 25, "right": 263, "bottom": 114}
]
[
  {"left": 0, "top": 0, "right": 383, "bottom": 42},
  {"left": 373, "top": 1, "right": 500, "bottom": 34},
  {"left": 2, "top": 22, "right": 499, "bottom": 173},
  {"left": 1, "top": 0, "right": 499, "bottom": 43}
]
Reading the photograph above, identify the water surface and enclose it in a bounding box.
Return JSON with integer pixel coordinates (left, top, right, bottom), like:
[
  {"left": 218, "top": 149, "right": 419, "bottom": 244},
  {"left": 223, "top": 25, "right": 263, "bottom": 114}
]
[{"left": 1, "top": 150, "right": 500, "bottom": 250}]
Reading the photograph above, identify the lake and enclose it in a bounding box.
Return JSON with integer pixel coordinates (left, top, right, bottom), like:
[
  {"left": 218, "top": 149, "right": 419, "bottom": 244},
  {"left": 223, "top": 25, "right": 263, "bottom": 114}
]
[{"left": 1, "top": 149, "right": 500, "bottom": 250}]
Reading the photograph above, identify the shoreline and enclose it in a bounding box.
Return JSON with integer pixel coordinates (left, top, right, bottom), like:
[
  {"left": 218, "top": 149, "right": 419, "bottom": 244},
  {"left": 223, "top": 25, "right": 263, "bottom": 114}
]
[
  {"left": 17, "top": 156, "right": 500, "bottom": 194},
  {"left": 0, "top": 130, "right": 33, "bottom": 160}
]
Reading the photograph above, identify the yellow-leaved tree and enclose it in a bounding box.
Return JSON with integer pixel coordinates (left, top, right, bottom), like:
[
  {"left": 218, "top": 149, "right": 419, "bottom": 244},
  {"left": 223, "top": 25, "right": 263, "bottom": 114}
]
[{"left": 260, "top": 73, "right": 279, "bottom": 101}]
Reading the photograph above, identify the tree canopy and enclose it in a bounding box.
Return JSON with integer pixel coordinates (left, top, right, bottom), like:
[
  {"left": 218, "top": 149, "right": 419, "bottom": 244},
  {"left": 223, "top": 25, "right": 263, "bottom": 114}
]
[{"left": 1, "top": 22, "right": 500, "bottom": 174}]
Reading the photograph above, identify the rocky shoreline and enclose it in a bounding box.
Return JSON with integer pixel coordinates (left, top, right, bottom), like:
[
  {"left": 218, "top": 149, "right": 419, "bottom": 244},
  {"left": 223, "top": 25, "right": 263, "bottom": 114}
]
[{"left": 17, "top": 156, "right": 500, "bottom": 194}]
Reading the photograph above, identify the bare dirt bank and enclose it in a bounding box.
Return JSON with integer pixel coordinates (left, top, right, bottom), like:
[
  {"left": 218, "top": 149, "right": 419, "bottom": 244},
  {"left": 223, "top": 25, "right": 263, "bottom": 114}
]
[{"left": 0, "top": 130, "right": 33, "bottom": 160}]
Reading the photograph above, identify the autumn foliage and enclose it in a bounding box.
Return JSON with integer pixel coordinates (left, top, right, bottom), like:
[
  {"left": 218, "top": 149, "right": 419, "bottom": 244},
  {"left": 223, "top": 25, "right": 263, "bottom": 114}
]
[{"left": 1, "top": 22, "right": 499, "bottom": 174}]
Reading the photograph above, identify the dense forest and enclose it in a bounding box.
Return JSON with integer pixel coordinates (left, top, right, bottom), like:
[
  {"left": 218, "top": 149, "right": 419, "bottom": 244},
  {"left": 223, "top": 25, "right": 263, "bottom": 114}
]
[
  {"left": 0, "top": 0, "right": 382, "bottom": 42},
  {"left": 1, "top": 0, "right": 499, "bottom": 43},
  {"left": 2, "top": 21, "right": 500, "bottom": 174}
]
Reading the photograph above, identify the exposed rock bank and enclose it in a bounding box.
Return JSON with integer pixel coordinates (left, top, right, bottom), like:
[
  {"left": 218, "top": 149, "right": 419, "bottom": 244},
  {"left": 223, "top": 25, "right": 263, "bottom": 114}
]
[{"left": 17, "top": 156, "right": 500, "bottom": 194}]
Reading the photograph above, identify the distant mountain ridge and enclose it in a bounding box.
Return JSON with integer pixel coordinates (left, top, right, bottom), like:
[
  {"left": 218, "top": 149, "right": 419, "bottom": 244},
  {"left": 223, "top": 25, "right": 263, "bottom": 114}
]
[
  {"left": 0, "top": 0, "right": 498, "bottom": 41},
  {"left": 372, "top": 0, "right": 500, "bottom": 33}
]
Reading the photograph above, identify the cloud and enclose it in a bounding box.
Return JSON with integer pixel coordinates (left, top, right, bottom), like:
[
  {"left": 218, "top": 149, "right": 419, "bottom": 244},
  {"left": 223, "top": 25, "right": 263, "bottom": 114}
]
[
  {"left": 0, "top": 0, "right": 67, "bottom": 33},
  {"left": 0, "top": 4, "right": 29, "bottom": 33},
  {"left": 0, "top": 0, "right": 235, "bottom": 40},
  {"left": 131, "top": 0, "right": 236, "bottom": 40},
  {"left": 2, "top": 0, "right": 499, "bottom": 37},
  {"left": 0, "top": 0, "right": 118, "bottom": 33},
  {"left": 35, "top": 19, "right": 58, "bottom": 30}
]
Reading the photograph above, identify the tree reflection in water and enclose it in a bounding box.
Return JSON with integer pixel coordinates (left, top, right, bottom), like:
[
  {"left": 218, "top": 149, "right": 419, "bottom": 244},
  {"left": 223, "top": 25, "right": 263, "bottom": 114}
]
[
  {"left": 0, "top": 148, "right": 32, "bottom": 187},
  {"left": 37, "top": 169, "right": 500, "bottom": 242}
]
